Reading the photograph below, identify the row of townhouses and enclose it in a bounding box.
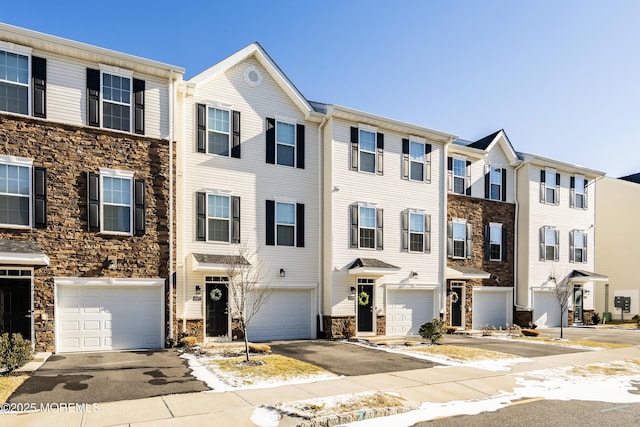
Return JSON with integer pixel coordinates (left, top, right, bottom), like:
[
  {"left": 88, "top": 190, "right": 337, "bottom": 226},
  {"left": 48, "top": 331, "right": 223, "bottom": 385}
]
[{"left": 0, "top": 23, "right": 619, "bottom": 353}]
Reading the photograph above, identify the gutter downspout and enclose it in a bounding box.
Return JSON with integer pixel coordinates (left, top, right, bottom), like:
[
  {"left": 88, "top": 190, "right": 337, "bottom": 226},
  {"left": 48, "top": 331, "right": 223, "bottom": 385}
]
[
  {"left": 168, "top": 69, "right": 175, "bottom": 341},
  {"left": 181, "top": 86, "right": 188, "bottom": 334},
  {"left": 317, "top": 114, "right": 328, "bottom": 334},
  {"left": 441, "top": 138, "right": 454, "bottom": 323},
  {"left": 513, "top": 161, "right": 525, "bottom": 312}
]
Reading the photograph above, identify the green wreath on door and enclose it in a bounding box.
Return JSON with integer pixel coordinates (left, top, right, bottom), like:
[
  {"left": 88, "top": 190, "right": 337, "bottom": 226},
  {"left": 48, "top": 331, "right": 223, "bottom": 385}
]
[{"left": 358, "top": 291, "right": 370, "bottom": 306}]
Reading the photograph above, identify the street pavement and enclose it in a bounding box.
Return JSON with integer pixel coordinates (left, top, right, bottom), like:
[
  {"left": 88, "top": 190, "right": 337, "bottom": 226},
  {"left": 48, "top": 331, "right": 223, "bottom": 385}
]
[{"left": 2, "top": 336, "right": 639, "bottom": 427}]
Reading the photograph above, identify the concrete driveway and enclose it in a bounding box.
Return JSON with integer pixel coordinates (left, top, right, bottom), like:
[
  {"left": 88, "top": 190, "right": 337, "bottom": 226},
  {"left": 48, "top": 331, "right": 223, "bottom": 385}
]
[
  {"left": 269, "top": 340, "right": 441, "bottom": 376},
  {"left": 9, "top": 349, "right": 209, "bottom": 404}
]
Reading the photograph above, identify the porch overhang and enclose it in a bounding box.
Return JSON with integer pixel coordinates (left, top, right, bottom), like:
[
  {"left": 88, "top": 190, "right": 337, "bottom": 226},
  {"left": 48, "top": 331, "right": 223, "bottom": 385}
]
[
  {"left": 0, "top": 240, "right": 49, "bottom": 266},
  {"left": 348, "top": 258, "right": 400, "bottom": 276},
  {"left": 191, "top": 253, "right": 250, "bottom": 273},
  {"left": 568, "top": 269, "right": 609, "bottom": 284},
  {"left": 446, "top": 266, "right": 490, "bottom": 280}
]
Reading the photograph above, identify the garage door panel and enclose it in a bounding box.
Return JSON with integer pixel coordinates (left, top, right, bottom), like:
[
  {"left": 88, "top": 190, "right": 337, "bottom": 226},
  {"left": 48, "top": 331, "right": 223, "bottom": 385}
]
[
  {"left": 533, "top": 291, "right": 566, "bottom": 328},
  {"left": 386, "top": 290, "right": 435, "bottom": 336},
  {"left": 247, "top": 289, "right": 313, "bottom": 342},
  {"left": 472, "top": 291, "right": 512, "bottom": 330},
  {"left": 57, "top": 285, "right": 162, "bottom": 353}
]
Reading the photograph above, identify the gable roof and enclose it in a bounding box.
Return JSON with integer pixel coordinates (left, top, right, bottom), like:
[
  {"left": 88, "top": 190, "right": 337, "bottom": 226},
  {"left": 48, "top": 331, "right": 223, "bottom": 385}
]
[
  {"left": 619, "top": 172, "right": 640, "bottom": 184},
  {"left": 468, "top": 130, "right": 502, "bottom": 150},
  {"left": 450, "top": 129, "right": 519, "bottom": 164},
  {"left": 188, "top": 42, "right": 315, "bottom": 118}
]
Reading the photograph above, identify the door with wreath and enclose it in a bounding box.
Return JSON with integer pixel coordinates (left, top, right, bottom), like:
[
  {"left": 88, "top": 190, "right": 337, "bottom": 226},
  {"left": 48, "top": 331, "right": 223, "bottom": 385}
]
[
  {"left": 357, "top": 283, "right": 374, "bottom": 333},
  {"left": 206, "top": 282, "right": 229, "bottom": 337}
]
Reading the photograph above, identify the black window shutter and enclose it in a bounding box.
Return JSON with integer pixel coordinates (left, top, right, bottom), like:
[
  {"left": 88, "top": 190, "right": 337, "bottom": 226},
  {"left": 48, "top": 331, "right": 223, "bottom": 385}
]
[
  {"left": 401, "top": 211, "right": 409, "bottom": 251},
  {"left": 86, "top": 68, "right": 100, "bottom": 127},
  {"left": 33, "top": 167, "right": 47, "bottom": 228},
  {"left": 133, "top": 78, "right": 145, "bottom": 135},
  {"left": 447, "top": 157, "right": 453, "bottom": 192},
  {"left": 231, "top": 111, "right": 241, "bottom": 158},
  {"left": 570, "top": 176, "right": 575, "bottom": 207},
  {"left": 350, "top": 127, "right": 359, "bottom": 170},
  {"left": 484, "top": 224, "right": 490, "bottom": 260},
  {"left": 376, "top": 132, "right": 384, "bottom": 175},
  {"left": 540, "top": 170, "right": 546, "bottom": 203},
  {"left": 502, "top": 224, "right": 508, "bottom": 261},
  {"left": 231, "top": 196, "right": 241, "bottom": 243},
  {"left": 134, "top": 179, "right": 145, "bottom": 236},
  {"left": 425, "top": 143, "right": 432, "bottom": 183},
  {"left": 484, "top": 165, "right": 490, "bottom": 199},
  {"left": 266, "top": 118, "right": 276, "bottom": 164},
  {"left": 87, "top": 172, "right": 100, "bottom": 231},
  {"left": 501, "top": 168, "right": 507, "bottom": 201},
  {"left": 402, "top": 138, "right": 410, "bottom": 180},
  {"left": 32, "top": 56, "right": 46, "bottom": 119},
  {"left": 296, "top": 203, "right": 305, "bottom": 247},
  {"left": 465, "top": 160, "right": 472, "bottom": 196},
  {"left": 266, "top": 200, "right": 275, "bottom": 245},
  {"left": 350, "top": 204, "right": 359, "bottom": 248},
  {"left": 376, "top": 208, "right": 384, "bottom": 250},
  {"left": 196, "top": 104, "right": 206, "bottom": 153},
  {"left": 296, "top": 124, "right": 305, "bottom": 169},
  {"left": 555, "top": 173, "right": 561, "bottom": 205},
  {"left": 196, "top": 192, "right": 206, "bottom": 241}
]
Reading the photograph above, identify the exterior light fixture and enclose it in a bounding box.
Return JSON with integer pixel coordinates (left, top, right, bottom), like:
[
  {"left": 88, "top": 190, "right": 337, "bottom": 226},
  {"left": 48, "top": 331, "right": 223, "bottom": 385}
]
[
  {"left": 108, "top": 257, "right": 117, "bottom": 270},
  {"left": 279, "top": 268, "right": 285, "bottom": 278},
  {"left": 195, "top": 285, "right": 201, "bottom": 295},
  {"left": 410, "top": 271, "right": 418, "bottom": 279}
]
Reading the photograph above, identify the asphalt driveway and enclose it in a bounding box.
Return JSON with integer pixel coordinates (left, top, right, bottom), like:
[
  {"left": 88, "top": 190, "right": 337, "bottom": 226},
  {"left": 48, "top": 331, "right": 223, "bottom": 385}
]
[
  {"left": 269, "top": 340, "right": 441, "bottom": 376},
  {"left": 9, "top": 349, "right": 209, "bottom": 404}
]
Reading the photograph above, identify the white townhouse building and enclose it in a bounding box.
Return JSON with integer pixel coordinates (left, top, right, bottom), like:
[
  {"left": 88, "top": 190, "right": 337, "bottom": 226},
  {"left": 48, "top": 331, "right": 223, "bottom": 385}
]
[
  {"left": 175, "top": 43, "right": 323, "bottom": 342},
  {"left": 319, "top": 105, "right": 456, "bottom": 338},
  {"left": 515, "top": 154, "right": 606, "bottom": 327}
]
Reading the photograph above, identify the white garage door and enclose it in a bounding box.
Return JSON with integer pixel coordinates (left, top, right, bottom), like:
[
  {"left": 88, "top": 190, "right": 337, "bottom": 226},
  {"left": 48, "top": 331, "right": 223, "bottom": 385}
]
[
  {"left": 533, "top": 291, "right": 566, "bottom": 328},
  {"left": 386, "top": 289, "right": 435, "bottom": 336},
  {"left": 246, "top": 289, "right": 313, "bottom": 342},
  {"left": 472, "top": 289, "right": 512, "bottom": 330},
  {"left": 56, "top": 284, "right": 163, "bottom": 353}
]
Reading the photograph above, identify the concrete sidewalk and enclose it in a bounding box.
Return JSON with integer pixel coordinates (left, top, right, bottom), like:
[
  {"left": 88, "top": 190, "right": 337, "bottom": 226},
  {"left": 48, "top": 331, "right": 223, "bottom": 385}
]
[{"left": 2, "top": 345, "right": 639, "bottom": 427}]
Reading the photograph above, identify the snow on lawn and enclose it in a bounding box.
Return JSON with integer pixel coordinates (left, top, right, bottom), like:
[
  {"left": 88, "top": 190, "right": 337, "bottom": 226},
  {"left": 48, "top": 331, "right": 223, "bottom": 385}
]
[{"left": 344, "top": 360, "right": 640, "bottom": 426}]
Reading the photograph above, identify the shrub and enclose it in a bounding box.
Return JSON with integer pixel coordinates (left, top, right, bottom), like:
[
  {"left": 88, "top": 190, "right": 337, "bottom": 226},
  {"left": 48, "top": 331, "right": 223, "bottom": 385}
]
[
  {"left": 0, "top": 333, "right": 32, "bottom": 373},
  {"left": 591, "top": 312, "right": 601, "bottom": 325},
  {"left": 506, "top": 324, "right": 522, "bottom": 337},
  {"left": 248, "top": 343, "right": 271, "bottom": 353},
  {"left": 632, "top": 314, "right": 640, "bottom": 328},
  {"left": 480, "top": 324, "right": 497, "bottom": 336},
  {"left": 178, "top": 336, "right": 198, "bottom": 347},
  {"left": 419, "top": 319, "right": 445, "bottom": 344},
  {"left": 521, "top": 329, "right": 540, "bottom": 337}
]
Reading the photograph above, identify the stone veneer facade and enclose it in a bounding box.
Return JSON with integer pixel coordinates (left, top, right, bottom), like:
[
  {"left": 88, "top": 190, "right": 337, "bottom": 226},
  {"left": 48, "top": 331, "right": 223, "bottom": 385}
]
[
  {"left": 0, "top": 114, "right": 173, "bottom": 352},
  {"left": 447, "top": 194, "right": 516, "bottom": 328}
]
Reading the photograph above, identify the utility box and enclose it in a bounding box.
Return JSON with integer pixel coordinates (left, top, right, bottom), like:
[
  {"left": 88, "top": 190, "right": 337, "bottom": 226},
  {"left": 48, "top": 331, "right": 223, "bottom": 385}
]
[{"left": 614, "top": 296, "right": 631, "bottom": 313}]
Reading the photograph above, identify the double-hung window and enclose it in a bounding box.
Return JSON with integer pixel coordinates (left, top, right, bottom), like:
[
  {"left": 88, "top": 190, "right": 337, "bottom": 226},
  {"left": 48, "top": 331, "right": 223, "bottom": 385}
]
[
  {"left": 276, "top": 120, "right": 296, "bottom": 167},
  {"left": 452, "top": 221, "right": 467, "bottom": 258},
  {"left": 453, "top": 158, "right": 466, "bottom": 194},
  {"left": 409, "top": 140, "right": 425, "bottom": 181},
  {"left": 571, "top": 175, "right": 587, "bottom": 209},
  {"left": 490, "top": 167, "right": 502, "bottom": 200},
  {"left": 409, "top": 212, "right": 425, "bottom": 252},
  {"left": 359, "top": 206, "right": 376, "bottom": 249},
  {"left": 276, "top": 202, "right": 295, "bottom": 246},
  {"left": 0, "top": 158, "right": 31, "bottom": 227},
  {"left": 208, "top": 194, "right": 230, "bottom": 242},
  {"left": 101, "top": 171, "right": 133, "bottom": 234},
  {"left": 489, "top": 223, "right": 502, "bottom": 261},
  {"left": 0, "top": 49, "right": 29, "bottom": 115},
  {"left": 102, "top": 72, "right": 132, "bottom": 132},
  {"left": 359, "top": 130, "right": 376, "bottom": 173},
  {"left": 207, "top": 107, "right": 230, "bottom": 156},
  {"left": 540, "top": 226, "right": 559, "bottom": 261},
  {"left": 570, "top": 230, "right": 587, "bottom": 263}
]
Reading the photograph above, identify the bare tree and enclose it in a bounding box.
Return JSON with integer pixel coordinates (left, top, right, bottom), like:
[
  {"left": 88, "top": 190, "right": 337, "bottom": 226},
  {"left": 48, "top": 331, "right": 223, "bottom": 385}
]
[
  {"left": 549, "top": 265, "right": 572, "bottom": 339},
  {"left": 222, "top": 244, "right": 271, "bottom": 362}
]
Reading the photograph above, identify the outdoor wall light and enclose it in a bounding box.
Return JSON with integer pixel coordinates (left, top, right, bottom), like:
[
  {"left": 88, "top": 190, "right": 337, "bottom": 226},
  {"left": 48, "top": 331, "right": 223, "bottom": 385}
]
[
  {"left": 350, "top": 286, "right": 356, "bottom": 293},
  {"left": 279, "top": 268, "right": 285, "bottom": 278},
  {"left": 195, "top": 285, "right": 201, "bottom": 295},
  {"left": 107, "top": 257, "right": 117, "bottom": 271},
  {"left": 410, "top": 271, "right": 418, "bottom": 279}
]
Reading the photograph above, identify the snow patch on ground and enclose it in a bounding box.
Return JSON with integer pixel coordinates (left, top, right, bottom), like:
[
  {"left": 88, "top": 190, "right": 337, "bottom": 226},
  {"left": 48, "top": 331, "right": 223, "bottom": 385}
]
[{"left": 250, "top": 407, "right": 282, "bottom": 427}]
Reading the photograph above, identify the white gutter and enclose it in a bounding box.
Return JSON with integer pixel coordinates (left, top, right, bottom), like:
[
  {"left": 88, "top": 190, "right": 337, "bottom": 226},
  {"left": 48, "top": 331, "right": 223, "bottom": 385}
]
[
  {"left": 317, "top": 115, "right": 328, "bottom": 334},
  {"left": 181, "top": 85, "right": 188, "bottom": 334},
  {"left": 441, "top": 138, "right": 455, "bottom": 323},
  {"left": 513, "top": 161, "right": 525, "bottom": 311},
  {"left": 168, "top": 69, "right": 175, "bottom": 341}
]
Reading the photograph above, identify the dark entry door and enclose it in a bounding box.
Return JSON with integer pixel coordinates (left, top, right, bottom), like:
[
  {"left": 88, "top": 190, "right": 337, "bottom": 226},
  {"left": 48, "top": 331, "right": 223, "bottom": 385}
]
[
  {"left": 451, "top": 285, "right": 463, "bottom": 327},
  {"left": 357, "top": 284, "right": 374, "bottom": 333},
  {"left": 574, "top": 286, "right": 583, "bottom": 324},
  {"left": 0, "top": 279, "right": 31, "bottom": 340},
  {"left": 206, "top": 283, "right": 228, "bottom": 337}
]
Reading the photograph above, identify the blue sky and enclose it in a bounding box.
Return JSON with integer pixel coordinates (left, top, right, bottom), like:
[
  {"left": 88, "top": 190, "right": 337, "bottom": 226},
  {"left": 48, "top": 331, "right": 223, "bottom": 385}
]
[{"left": 1, "top": 1, "right": 639, "bottom": 177}]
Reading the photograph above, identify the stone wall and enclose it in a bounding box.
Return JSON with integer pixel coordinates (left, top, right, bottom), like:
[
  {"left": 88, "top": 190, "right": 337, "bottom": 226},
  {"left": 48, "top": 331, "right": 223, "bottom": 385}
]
[
  {"left": 323, "top": 316, "right": 355, "bottom": 339},
  {"left": 447, "top": 195, "right": 516, "bottom": 329},
  {"left": 0, "top": 114, "right": 171, "bottom": 351}
]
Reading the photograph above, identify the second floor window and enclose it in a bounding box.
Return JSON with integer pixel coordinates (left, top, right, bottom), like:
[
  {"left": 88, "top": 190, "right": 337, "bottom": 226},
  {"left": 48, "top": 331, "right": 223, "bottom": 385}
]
[
  {"left": 0, "top": 162, "right": 30, "bottom": 226},
  {"left": 452, "top": 222, "right": 466, "bottom": 258},
  {"left": 196, "top": 192, "right": 240, "bottom": 243},
  {"left": 453, "top": 158, "right": 466, "bottom": 194},
  {"left": 489, "top": 223, "right": 503, "bottom": 261},
  {"left": 570, "top": 229, "right": 587, "bottom": 263},
  {"left": 102, "top": 174, "right": 132, "bottom": 233},
  {"left": 265, "top": 200, "right": 304, "bottom": 247},
  {"left": 0, "top": 49, "right": 29, "bottom": 115},
  {"left": 102, "top": 73, "right": 131, "bottom": 132},
  {"left": 359, "top": 206, "right": 376, "bottom": 249},
  {"left": 207, "top": 194, "right": 230, "bottom": 242},
  {"left": 540, "top": 226, "right": 559, "bottom": 261},
  {"left": 276, "top": 202, "right": 295, "bottom": 246}
]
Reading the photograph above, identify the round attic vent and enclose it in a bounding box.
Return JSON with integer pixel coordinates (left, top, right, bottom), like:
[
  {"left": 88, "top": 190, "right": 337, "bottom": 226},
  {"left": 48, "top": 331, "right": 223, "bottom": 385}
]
[{"left": 244, "top": 66, "right": 263, "bottom": 87}]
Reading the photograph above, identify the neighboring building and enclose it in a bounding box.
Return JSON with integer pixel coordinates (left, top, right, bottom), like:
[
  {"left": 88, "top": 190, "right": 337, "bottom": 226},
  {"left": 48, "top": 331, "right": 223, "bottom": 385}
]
[
  {"left": 0, "top": 23, "right": 183, "bottom": 352},
  {"left": 445, "top": 130, "right": 519, "bottom": 330},
  {"left": 319, "top": 105, "right": 456, "bottom": 338},
  {"left": 595, "top": 176, "right": 639, "bottom": 321},
  {"left": 515, "top": 154, "right": 606, "bottom": 327},
  {"left": 175, "top": 43, "right": 323, "bottom": 342}
]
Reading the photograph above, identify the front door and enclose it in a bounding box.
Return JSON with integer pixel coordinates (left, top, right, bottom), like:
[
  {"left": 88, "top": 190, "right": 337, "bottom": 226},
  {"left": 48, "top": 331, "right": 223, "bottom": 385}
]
[
  {"left": 205, "top": 283, "right": 229, "bottom": 337},
  {"left": 574, "top": 286, "right": 583, "bottom": 324},
  {"left": 357, "top": 284, "right": 374, "bottom": 333},
  {"left": 0, "top": 279, "right": 31, "bottom": 340},
  {"left": 450, "top": 283, "right": 464, "bottom": 328}
]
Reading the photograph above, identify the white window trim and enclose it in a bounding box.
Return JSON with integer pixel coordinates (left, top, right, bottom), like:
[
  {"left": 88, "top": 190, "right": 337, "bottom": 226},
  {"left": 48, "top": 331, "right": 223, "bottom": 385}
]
[
  {"left": 206, "top": 105, "right": 231, "bottom": 157},
  {"left": 359, "top": 205, "right": 377, "bottom": 250},
  {"left": 0, "top": 155, "right": 33, "bottom": 229},
  {"left": 358, "top": 128, "right": 377, "bottom": 174},
  {"left": 452, "top": 157, "right": 466, "bottom": 194},
  {"left": 452, "top": 219, "right": 467, "bottom": 259},
  {"left": 275, "top": 201, "right": 296, "bottom": 247},
  {"left": 99, "top": 168, "right": 134, "bottom": 236},
  {"left": 99, "top": 67, "right": 134, "bottom": 133},
  {"left": 489, "top": 222, "right": 502, "bottom": 261},
  {"left": 275, "top": 119, "right": 296, "bottom": 167},
  {"left": 0, "top": 44, "right": 32, "bottom": 116},
  {"left": 408, "top": 211, "right": 425, "bottom": 253},
  {"left": 409, "top": 138, "right": 426, "bottom": 182},
  {"left": 206, "top": 193, "right": 231, "bottom": 243}
]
